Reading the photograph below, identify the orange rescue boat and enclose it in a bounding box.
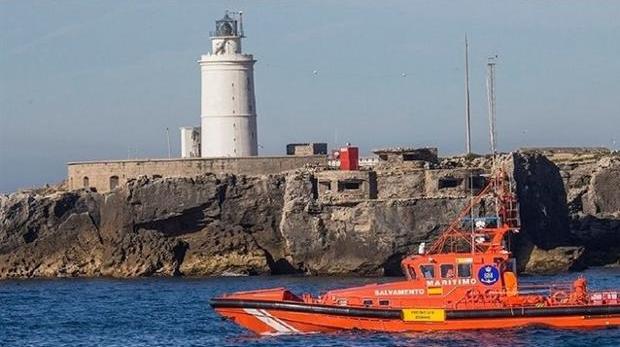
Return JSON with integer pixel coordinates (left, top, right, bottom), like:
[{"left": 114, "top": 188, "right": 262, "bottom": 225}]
[{"left": 211, "top": 169, "right": 620, "bottom": 335}]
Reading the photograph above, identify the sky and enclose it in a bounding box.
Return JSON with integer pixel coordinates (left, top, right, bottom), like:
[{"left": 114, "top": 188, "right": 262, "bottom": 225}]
[{"left": 1, "top": 1, "right": 619, "bottom": 192}]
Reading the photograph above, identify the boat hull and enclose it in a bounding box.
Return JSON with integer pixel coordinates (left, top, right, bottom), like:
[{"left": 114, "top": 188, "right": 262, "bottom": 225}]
[{"left": 211, "top": 299, "right": 620, "bottom": 335}]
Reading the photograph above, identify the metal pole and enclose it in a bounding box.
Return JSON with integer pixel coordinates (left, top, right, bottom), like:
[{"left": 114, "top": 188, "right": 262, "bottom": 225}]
[
  {"left": 486, "top": 57, "right": 497, "bottom": 157},
  {"left": 166, "top": 127, "right": 171, "bottom": 159},
  {"left": 486, "top": 56, "right": 499, "bottom": 223},
  {"left": 465, "top": 34, "right": 472, "bottom": 154}
]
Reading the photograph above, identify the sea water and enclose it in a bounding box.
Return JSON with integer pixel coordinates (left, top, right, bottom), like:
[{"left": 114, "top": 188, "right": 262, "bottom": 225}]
[{"left": 1, "top": 268, "right": 619, "bottom": 346}]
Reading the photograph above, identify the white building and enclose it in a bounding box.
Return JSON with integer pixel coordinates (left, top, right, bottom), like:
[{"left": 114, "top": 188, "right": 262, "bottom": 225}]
[
  {"left": 180, "top": 127, "right": 201, "bottom": 158},
  {"left": 199, "top": 12, "right": 258, "bottom": 157}
]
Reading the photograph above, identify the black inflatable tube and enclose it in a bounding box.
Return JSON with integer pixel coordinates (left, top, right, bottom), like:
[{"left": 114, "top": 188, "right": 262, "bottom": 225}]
[
  {"left": 448, "top": 305, "right": 620, "bottom": 319},
  {"left": 210, "top": 298, "right": 620, "bottom": 320},
  {"left": 211, "top": 298, "right": 400, "bottom": 319}
]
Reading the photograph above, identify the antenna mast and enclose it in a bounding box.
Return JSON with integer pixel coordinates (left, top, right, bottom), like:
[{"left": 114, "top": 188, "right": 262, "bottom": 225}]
[
  {"left": 464, "top": 34, "right": 472, "bottom": 154},
  {"left": 486, "top": 56, "right": 497, "bottom": 159},
  {"left": 166, "top": 127, "right": 171, "bottom": 159},
  {"left": 486, "top": 56, "right": 499, "bottom": 224}
]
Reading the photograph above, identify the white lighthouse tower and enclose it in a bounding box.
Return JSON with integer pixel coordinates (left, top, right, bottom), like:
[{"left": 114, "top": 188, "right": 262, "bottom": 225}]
[{"left": 199, "top": 11, "right": 258, "bottom": 157}]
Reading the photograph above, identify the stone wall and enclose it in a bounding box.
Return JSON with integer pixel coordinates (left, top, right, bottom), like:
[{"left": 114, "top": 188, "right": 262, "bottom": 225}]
[
  {"left": 375, "top": 169, "right": 426, "bottom": 199},
  {"left": 67, "top": 156, "right": 327, "bottom": 193}
]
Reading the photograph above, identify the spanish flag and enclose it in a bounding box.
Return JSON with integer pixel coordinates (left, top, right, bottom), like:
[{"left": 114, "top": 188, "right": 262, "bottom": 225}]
[{"left": 428, "top": 286, "right": 443, "bottom": 295}]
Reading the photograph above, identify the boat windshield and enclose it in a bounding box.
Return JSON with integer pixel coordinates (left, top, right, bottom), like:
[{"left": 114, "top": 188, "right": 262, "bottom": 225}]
[
  {"left": 457, "top": 263, "right": 472, "bottom": 278},
  {"left": 440, "top": 264, "right": 455, "bottom": 278},
  {"left": 420, "top": 264, "right": 435, "bottom": 279}
]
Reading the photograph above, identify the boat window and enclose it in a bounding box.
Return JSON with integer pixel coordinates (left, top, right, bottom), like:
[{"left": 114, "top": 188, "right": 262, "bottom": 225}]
[
  {"left": 440, "top": 264, "right": 455, "bottom": 279},
  {"left": 379, "top": 300, "right": 390, "bottom": 306},
  {"left": 420, "top": 265, "right": 435, "bottom": 279},
  {"left": 457, "top": 263, "right": 472, "bottom": 278},
  {"left": 362, "top": 299, "right": 373, "bottom": 306},
  {"left": 407, "top": 265, "right": 417, "bottom": 279}
]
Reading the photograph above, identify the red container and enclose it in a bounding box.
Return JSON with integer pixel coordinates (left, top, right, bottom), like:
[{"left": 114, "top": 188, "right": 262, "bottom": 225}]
[{"left": 339, "top": 146, "right": 359, "bottom": 171}]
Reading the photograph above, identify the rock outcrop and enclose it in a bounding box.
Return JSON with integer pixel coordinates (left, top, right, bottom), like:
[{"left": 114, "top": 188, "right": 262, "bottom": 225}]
[
  {"left": 552, "top": 152, "right": 620, "bottom": 267},
  {"left": 0, "top": 150, "right": 618, "bottom": 278},
  {"left": 0, "top": 175, "right": 286, "bottom": 278}
]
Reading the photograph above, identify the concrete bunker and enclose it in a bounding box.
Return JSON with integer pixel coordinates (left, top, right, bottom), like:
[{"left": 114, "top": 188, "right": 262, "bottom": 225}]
[
  {"left": 425, "top": 169, "right": 487, "bottom": 196},
  {"left": 286, "top": 143, "right": 328, "bottom": 156},
  {"left": 315, "top": 170, "right": 377, "bottom": 202},
  {"left": 373, "top": 147, "right": 439, "bottom": 165}
]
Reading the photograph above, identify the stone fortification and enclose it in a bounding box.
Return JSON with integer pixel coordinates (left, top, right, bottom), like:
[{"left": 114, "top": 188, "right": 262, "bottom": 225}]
[{"left": 67, "top": 155, "right": 327, "bottom": 193}]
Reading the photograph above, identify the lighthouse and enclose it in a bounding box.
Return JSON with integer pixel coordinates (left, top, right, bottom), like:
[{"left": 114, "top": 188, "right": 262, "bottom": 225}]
[{"left": 199, "top": 11, "right": 258, "bottom": 157}]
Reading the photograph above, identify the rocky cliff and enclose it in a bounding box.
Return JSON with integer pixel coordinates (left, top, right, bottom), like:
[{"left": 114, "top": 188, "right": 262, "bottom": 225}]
[
  {"left": 552, "top": 151, "right": 620, "bottom": 267},
  {"left": 0, "top": 151, "right": 618, "bottom": 279}
]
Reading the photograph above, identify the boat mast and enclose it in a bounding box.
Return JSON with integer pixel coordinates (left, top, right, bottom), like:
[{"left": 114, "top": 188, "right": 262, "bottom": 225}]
[
  {"left": 486, "top": 56, "right": 497, "bottom": 163},
  {"left": 486, "top": 56, "right": 499, "bottom": 224},
  {"left": 464, "top": 34, "right": 472, "bottom": 155},
  {"left": 464, "top": 35, "right": 476, "bottom": 253}
]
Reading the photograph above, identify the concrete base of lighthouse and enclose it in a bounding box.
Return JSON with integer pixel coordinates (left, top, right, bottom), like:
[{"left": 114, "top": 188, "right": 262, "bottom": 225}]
[{"left": 201, "top": 112, "right": 258, "bottom": 157}]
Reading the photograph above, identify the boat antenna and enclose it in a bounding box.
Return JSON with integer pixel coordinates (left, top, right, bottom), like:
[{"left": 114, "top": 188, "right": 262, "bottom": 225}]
[
  {"left": 464, "top": 34, "right": 472, "bottom": 155},
  {"left": 469, "top": 170, "right": 475, "bottom": 254},
  {"left": 464, "top": 34, "right": 475, "bottom": 253},
  {"left": 486, "top": 55, "right": 499, "bottom": 223},
  {"left": 486, "top": 55, "right": 498, "bottom": 165}
]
